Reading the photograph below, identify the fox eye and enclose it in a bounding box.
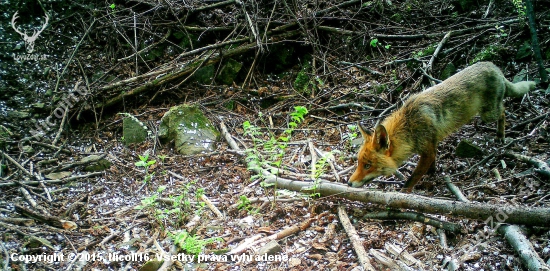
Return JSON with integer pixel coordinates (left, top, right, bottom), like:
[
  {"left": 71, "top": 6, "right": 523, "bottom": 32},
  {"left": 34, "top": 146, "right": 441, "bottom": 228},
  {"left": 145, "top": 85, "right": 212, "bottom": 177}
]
[{"left": 363, "top": 163, "right": 371, "bottom": 170}]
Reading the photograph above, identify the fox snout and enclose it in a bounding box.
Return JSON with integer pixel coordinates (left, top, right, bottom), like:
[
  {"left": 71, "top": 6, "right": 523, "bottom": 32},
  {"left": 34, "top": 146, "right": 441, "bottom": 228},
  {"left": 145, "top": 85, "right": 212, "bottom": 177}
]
[
  {"left": 348, "top": 179, "right": 367, "bottom": 187},
  {"left": 347, "top": 168, "right": 375, "bottom": 187}
]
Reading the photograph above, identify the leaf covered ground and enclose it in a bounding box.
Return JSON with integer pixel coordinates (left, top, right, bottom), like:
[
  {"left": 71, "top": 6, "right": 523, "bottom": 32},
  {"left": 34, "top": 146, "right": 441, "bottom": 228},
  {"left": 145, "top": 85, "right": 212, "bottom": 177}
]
[{"left": 1, "top": 0, "right": 549, "bottom": 270}]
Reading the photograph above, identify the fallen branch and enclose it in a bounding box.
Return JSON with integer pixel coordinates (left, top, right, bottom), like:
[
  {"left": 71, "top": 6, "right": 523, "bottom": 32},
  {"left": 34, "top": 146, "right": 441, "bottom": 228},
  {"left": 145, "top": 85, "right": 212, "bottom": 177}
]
[
  {"left": 362, "top": 210, "right": 462, "bottom": 234},
  {"left": 229, "top": 196, "right": 304, "bottom": 209},
  {"left": 1, "top": 150, "right": 34, "bottom": 178},
  {"left": 444, "top": 176, "right": 469, "bottom": 202},
  {"left": 369, "top": 249, "right": 415, "bottom": 270},
  {"left": 26, "top": 140, "right": 72, "bottom": 154},
  {"left": 337, "top": 206, "right": 376, "bottom": 271},
  {"left": 510, "top": 113, "right": 549, "bottom": 130},
  {"left": 338, "top": 61, "right": 384, "bottom": 76},
  {"left": 0, "top": 172, "right": 103, "bottom": 188},
  {"left": 317, "top": 18, "right": 519, "bottom": 40},
  {"left": 0, "top": 217, "right": 35, "bottom": 226},
  {"left": 505, "top": 151, "right": 550, "bottom": 178},
  {"left": 118, "top": 29, "right": 171, "bottom": 62},
  {"left": 220, "top": 122, "right": 550, "bottom": 227},
  {"left": 427, "top": 31, "right": 452, "bottom": 74},
  {"left": 227, "top": 217, "right": 315, "bottom": 255},
  {"left": 191, "top": 0, "right": 236, "bottom": 14},
  {"left": 268, "top": 177, "right": 550, "bottom": 226},
  {"left": 385, "top": 243, "right": 426, "bottom": 269},
  {"left": 14, "top": 204, "right": 77, "bottom": 230},
  {"left": 157, "top": 243, "right": 178, "bottom": 271},
  {"left": 98, "top": 30, "right": 300, "bottom": 109},
  {"left": 0, "top": 241, "right": 8, "bottom": 271},
  {"left": 447, "top": 168, "right": 548, "bottom": 271},
  {"left": 497, "top": 225, "right": 550, "bottom": 271},
  {"left": 41, "top": 153, "right": 107, "bottom": 174},
  {"left": 419, "top": 67, "right": 442, "bottom": 84},
  {"left": 264, "top": 164, "right": 335, "bottom": 181},
  {"left": 199, "top": 194, "right": 224, "bottom": 219}
]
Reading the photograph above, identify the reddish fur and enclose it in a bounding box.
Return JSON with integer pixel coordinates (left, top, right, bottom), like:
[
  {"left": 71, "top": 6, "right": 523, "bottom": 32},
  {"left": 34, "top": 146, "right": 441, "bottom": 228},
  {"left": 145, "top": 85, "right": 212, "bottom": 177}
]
[{"left": 348, "top": 62, "right": 535, "bottom": 192}]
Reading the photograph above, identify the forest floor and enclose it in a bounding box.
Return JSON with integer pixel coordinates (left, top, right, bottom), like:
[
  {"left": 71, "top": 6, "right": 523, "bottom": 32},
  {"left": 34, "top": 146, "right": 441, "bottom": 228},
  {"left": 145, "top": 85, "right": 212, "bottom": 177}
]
[{"left": 1, "top": 0, "right": 550, "bottom": 270}]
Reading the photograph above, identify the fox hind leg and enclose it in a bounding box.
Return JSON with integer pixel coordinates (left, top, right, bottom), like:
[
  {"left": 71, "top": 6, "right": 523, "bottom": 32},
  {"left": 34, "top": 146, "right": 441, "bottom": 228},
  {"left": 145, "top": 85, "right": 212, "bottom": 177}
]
[
  {"left": 481, "top": 83, "right": 506, "bottom": 141},
  {"left": 496, "top": 107, "right": 505, "bottom": 143}
]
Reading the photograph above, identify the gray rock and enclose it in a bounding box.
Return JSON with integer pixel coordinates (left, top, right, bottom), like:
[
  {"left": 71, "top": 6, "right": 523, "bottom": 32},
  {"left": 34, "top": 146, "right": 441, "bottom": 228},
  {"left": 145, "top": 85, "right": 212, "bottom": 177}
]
[
  {"left": 440, "top": 63, "right": 456, "bottom": 80},
  {"left": 81, "top": 155, "right": 111, "bottom": 172},
  {"left": 192, "top": 65, "right": 215, "bottom": 85},
  {"left": 123, "top": 116, "right": 148, "bottom": 145},
  {"left": 217, "top": 58, "right": 243, "bottom": 85},
  {"left": 257, "top": 240, "right": 282, "bottom": 256},
  {"left": 455, "top": 140, "right": 484, "bottom": 158},
  {"left": 159, "top": 104, "right": 219, "bottom": 155}
]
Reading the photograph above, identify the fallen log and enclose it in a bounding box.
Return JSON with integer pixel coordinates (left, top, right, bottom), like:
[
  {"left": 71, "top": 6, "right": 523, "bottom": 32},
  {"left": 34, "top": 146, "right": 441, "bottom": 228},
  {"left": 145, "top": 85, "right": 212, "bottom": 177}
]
[
  {"left": 219, "top": 121, "right": 550, "bottom": 228},
  {"left": 97, "top": 30, "right": 301, "bottom": 110},
  {"left": 262, "top": 176, "right": 550, "bottom": 227}
]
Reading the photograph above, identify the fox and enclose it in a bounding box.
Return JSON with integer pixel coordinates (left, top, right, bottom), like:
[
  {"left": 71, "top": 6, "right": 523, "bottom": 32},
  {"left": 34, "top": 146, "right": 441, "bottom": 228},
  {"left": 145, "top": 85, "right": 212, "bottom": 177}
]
[{"left": 348, "top": 62, "right": 536, "bottom": 193}]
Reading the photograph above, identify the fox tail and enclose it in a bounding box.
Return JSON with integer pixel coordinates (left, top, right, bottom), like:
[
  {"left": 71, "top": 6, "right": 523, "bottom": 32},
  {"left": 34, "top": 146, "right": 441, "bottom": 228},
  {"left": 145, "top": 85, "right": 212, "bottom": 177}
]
[{"left": 505, "top": 80, "right": 536, "bottom": 98}]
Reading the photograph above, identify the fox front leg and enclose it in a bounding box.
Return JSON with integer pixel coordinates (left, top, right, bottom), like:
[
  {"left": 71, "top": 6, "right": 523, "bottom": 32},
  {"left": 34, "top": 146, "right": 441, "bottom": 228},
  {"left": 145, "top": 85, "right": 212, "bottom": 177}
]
[
  {"left": 402, "top": 147, "right": 437, "bottom": 193},
  {"left": 427, "top": 159, "right": 437, "bottom": 175}
]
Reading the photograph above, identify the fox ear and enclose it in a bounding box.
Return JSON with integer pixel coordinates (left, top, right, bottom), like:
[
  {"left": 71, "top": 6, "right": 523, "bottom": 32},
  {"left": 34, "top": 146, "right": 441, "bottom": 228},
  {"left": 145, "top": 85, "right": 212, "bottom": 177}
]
[
  {"left": 357, "top": 122, "right": 372, "bottom": 141},
  {"left": 374, "top": 124, "right": 390, "bottom": 151}
]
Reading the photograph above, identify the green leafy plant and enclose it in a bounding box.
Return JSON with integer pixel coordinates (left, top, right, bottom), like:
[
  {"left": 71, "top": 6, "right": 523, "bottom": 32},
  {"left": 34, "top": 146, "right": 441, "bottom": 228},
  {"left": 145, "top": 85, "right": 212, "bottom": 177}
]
[
  {"left": 308, "top": 151, "right": 334, "bottom": 197},
  {"left": 294, "top": 65, "right": 312, "bottom": 93},
  {"left": 510, "top": 0, "right": 526, "bottom": 19},
  {"left": 135, "top": 152, "right": 156, "bottom": 169},
  {"left": 242, "top": 106, "right": 309, "bottom": 184},
  {"left": 471, "top": 45, "right": 500, "bottom": 64},
  {"left": 181, "top": 180, "right": 198, "bottom": 213},
  {"left": 494, "top": 25, "right": 508, "bottom": 39},
  {"left": 135, "top": 186, "right": 166, "bottom": 228},
  {"left": 370, "top": 39, "right": 379, "bottom": 47},
  {"left": 135, "top": 179, "right": 206, "bottom": 230},
  {"left": 413, "top": 44, "right": 436, "bottom": 58},
  {"left": 135, "top": 151, "right": 156, "bottom": 184},
  {"left": 195, "top": 188, "right": 206, "bottom": 216},
  {"left": 158, "top": 155, "right": 167, "bottom": 163},
  {"left": 109, "top": 3, "right": 116, "bottom": 12},
  {"left": 313, "top": 154, "right": 329, "bottom": 180},
  {"left": 370, "top": 38, "right": 390, "bottom": 49},
  {"left": 168, "top": 194, "right": 185, "bottom": 225},
  {"left": 237, "top": 195, "right": 251, "bottom": 209},
  {"left": 171, "top": 231, "right": 221, "bottom": 257},
  {"left": 343, "top": 124, "right": 359, "bottom": 150},
  {"left": 294, "top": 56, "right": 324, "bottom": 94},
  {"left": 237, "top": 195, "right": 260, "bottom": 214}
]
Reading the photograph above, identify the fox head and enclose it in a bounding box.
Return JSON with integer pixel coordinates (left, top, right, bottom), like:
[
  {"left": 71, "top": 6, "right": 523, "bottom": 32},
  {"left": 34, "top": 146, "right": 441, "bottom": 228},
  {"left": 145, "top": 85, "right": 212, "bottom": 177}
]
[{"left": 348, "top": 123, "right": 398, "bottom": 187}]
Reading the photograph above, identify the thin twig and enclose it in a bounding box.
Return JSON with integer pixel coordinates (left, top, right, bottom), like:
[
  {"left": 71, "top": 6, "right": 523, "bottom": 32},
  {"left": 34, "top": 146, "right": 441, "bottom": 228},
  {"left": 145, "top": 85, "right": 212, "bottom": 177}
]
[
  {"left": 1, "top": 150, "right": 33, "bottom": 178},
  {"left": 427, "top": 31, "right": 452, "bottom": 74},
  {"left": 53, "top": 19, "right": 95, "bottom": 94},
  {"left": 444, "top": 176, "right": 469, "bottom": 202},
  {"left": 200, "top": 194, "right": 224, "bottom": 219}
]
